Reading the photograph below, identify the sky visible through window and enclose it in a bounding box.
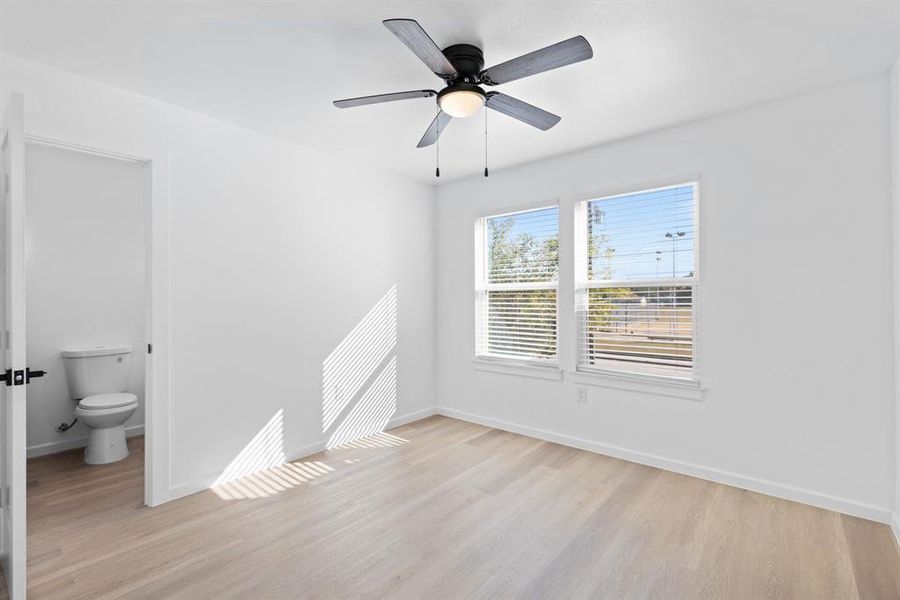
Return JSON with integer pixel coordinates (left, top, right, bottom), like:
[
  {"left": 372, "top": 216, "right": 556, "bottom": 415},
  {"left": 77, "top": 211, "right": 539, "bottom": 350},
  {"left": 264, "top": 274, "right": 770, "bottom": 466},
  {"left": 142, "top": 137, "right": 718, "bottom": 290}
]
[
  {"left": 484, "top": 185, "right": 693, "bottom": 284},
  {"left": 496, "top": 206, "right": 559, "bottom": 241},
  {"left": 589, "top": 185, "right": 694, "bottom": 281}
]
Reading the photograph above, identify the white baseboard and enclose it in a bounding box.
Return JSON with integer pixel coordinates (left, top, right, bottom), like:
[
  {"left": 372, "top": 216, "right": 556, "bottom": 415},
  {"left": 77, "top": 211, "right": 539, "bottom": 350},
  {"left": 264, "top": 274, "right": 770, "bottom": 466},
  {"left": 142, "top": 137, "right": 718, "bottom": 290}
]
[
  {"left": 381, "top": 406, "right": 438, "bottom": 428},
  {"left": 166, "top": 407, "right": 438, "bottom": 504},
  {"left": 27, "top": 424, "right": 145, "bottom": 458},
  {"left": 891, "top": 513, "right": 900, "bottom": 548},
  {"left": 436, "top": 407, "right": 894, "bottom": 525}
]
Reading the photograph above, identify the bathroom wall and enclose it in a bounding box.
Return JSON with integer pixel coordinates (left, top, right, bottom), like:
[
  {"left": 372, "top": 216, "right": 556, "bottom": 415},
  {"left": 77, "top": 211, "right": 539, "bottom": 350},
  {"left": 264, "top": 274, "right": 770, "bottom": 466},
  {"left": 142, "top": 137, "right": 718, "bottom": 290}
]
[{"left": 24, "top": 142, "right": 146, "bottom": 456}]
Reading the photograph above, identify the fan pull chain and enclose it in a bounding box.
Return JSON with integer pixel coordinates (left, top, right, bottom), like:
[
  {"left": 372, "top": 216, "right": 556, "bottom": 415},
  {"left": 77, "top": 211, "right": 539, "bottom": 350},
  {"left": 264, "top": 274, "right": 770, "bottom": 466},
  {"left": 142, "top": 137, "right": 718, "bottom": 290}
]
[
  {"left": 484, "top": 105, "right": 489, "bottom": 178},
  {"left": 435, "top": 107, "right": 441, "bottom": 178}
]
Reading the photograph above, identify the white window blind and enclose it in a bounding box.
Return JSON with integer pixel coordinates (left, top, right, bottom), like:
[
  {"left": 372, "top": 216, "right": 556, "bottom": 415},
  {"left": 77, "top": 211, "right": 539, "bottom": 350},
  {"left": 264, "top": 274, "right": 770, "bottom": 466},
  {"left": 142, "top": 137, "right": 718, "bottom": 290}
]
[
  {"left": 476, "top": 206, "right": 559, "bottom": 362},
  {"left": 577, "top": 184, "right": 697, "bottom": 379}
]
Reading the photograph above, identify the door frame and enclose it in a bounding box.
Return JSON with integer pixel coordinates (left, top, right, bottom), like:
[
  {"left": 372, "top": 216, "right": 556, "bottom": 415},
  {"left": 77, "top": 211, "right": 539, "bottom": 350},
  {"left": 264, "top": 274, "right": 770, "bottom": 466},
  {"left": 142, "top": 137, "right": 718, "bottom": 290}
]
[
  {"left": 23, "top": 133, "right": 171, "bottom": 507},
  {"left": 1, "top": 92, "right": 27, "bottom": 600}
]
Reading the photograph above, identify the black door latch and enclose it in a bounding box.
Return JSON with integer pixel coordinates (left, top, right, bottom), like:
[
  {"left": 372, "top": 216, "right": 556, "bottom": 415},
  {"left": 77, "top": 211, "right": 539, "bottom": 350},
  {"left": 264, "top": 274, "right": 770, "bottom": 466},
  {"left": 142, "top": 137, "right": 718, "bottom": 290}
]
[
  {"left": 0, "top": 368, "right": 47, "bottom": 386},
  {"left": 0, "top": 369, "right": 23, "bottom": 386},
  {"left": 26, "top": 368, "right": 46, "bottom": 383}
]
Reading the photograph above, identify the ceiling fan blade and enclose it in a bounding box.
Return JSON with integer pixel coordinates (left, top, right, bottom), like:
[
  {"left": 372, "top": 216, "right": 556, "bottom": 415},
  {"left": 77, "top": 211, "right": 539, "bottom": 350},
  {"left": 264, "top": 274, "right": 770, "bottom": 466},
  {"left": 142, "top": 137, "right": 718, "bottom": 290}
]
[
  {"left": 486, "top": 93, "right": 560, "bottom": 131},
  {"left": 333, "top": 90, "right": 437, "bottom": 109},
  {"left": 480, "top": 36, "right": 593, "bottom": 85},
  {"left": 383, "top": 19, "right": 458, "bottom": 78},
  {"left": 417, "top": 111, "right": 453, "bottom": 148}
]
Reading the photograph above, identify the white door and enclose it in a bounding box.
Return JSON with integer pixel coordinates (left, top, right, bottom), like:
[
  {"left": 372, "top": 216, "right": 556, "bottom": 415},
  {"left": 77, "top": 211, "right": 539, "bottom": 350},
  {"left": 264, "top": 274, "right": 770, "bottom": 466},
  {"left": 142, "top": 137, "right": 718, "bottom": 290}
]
[{"left": 0, "top": 92, "right": 27, "bottom": 600}]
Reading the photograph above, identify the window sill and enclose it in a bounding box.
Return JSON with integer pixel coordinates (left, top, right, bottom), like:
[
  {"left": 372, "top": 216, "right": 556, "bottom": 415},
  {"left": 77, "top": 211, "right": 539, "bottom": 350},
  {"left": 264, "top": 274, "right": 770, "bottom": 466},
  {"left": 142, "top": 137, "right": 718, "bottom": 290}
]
[
  {"left": 570, "top": 367, "right": 706, "bottom": 401},
  {"left": 472, "top": 356, "right": 563, "bottom": 381}
]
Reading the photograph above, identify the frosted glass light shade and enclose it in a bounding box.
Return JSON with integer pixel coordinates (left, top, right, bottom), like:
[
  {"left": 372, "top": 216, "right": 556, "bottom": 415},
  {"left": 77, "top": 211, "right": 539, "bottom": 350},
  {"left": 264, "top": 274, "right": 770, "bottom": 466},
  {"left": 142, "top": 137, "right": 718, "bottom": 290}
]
[{"left": 438, "top": 90, "right": 485, "bottom": 118}]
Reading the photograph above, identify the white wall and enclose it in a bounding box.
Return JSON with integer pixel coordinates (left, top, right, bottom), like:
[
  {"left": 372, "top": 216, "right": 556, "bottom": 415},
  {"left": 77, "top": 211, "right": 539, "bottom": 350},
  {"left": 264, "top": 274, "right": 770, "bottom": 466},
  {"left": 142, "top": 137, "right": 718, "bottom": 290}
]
[
  {"left": 25, "top": 143, "right": 146, "bottom": 456},
  {"left": 1, "top": 52, "right": 436, "bottom": 499},
  {"left": 436, "top": 76, "right": 896, "bottom": 519}
]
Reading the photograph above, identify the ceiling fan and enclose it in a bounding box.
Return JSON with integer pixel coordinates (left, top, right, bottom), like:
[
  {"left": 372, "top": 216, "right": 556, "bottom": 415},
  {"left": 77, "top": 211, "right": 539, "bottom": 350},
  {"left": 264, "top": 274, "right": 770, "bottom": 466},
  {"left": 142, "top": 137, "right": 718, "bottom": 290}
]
[{"left": 333, "top": 19, "right": 593, "bottom": 176}]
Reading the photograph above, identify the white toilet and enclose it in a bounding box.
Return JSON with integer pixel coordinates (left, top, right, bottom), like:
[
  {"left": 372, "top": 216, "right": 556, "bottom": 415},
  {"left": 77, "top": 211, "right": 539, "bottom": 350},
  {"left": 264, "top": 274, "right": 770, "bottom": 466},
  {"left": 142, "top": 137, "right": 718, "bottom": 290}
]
[{"left": 61, "top": 346, "right": 138, "bottom": 465}]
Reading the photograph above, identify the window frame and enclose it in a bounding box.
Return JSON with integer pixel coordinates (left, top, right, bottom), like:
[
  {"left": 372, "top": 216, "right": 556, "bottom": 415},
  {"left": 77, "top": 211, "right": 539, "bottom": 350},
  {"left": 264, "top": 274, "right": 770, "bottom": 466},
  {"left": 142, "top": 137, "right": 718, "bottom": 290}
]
[
  {"left": 474, "top": 202, "right": 561, "bottom": 368},
  {"left": 574, "top": 181, "right": 701, "bottom": 384}
]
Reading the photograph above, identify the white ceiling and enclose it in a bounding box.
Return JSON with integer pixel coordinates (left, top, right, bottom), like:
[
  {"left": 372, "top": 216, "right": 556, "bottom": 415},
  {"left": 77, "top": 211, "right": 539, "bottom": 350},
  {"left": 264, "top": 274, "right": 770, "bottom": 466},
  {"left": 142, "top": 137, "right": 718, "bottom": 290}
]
[{"left": 2, "top": 1, "right": 899, "bottom": 184}]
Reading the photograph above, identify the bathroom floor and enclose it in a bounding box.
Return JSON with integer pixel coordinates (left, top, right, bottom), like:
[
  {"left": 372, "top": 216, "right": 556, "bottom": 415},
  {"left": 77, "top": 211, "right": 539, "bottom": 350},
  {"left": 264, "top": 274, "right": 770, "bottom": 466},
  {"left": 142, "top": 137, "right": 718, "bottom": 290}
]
[
  {"left": 26, "top": 436, "right": 144, "bottom": 599},
  {"left": 22, "top": 419, "right": 900, "bottom": 599}
]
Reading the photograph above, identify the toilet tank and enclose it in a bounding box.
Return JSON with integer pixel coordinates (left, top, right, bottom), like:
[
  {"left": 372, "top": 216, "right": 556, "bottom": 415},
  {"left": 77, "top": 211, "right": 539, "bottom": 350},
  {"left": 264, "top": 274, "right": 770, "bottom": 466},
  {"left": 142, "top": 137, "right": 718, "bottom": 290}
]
[{"left": 61, "top": 346, "right": 133, "bottom": 400}]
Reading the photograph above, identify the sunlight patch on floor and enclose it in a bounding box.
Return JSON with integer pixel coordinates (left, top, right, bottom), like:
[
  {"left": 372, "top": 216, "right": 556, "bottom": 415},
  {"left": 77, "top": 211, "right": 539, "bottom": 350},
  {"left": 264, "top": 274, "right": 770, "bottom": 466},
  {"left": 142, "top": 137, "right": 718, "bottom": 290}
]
[
  {"left": 211, "top": 459, "right": 336, "bottom": 500},
  {"left": 330, "top": 430, "right": 408, "bottom": 450}
]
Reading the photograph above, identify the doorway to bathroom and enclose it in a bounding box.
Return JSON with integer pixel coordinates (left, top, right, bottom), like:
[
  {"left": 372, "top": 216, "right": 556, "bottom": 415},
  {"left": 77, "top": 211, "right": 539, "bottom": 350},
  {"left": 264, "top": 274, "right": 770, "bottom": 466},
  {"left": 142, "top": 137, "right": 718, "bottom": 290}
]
[{"left": 22, "top": 140, "right": 152, "bottom": 528}]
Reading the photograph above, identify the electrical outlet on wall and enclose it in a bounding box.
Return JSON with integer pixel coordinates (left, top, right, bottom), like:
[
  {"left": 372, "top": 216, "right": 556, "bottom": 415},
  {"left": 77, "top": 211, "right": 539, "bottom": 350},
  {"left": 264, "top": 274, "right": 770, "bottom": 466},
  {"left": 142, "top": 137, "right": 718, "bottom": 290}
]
[{"left": 576, "top": 386, "right": 588, "bottom": 403}]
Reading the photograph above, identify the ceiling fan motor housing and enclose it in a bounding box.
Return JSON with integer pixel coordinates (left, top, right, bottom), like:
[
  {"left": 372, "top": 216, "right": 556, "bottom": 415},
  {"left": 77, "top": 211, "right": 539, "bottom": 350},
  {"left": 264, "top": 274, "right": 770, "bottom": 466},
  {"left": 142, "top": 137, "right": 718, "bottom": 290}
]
[{"left": 442, "top": 44, "right": 484, "bottom": 78}]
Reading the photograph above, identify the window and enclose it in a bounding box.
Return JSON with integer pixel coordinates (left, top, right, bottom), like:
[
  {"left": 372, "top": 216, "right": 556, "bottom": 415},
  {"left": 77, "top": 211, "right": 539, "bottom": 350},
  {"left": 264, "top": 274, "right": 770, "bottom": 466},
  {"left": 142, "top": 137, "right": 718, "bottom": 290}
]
[
  {"left": 475, "top": 205, "right": 559, "bottom": 363},
  {"left": 576, "top": 184, "right": 697, "bottom": 379}
]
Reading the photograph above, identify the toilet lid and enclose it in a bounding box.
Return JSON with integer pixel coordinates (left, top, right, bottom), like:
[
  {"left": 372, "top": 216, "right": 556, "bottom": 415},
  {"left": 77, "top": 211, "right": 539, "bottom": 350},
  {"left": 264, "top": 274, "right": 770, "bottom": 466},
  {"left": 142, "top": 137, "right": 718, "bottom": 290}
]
[{"left": 79, "top": 393, "right": 137, "bottom": 410}]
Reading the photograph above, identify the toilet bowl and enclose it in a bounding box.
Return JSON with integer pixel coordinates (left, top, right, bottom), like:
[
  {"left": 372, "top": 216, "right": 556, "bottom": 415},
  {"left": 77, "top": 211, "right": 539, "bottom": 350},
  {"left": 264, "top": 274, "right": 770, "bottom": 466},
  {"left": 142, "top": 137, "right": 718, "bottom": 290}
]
[{"left": 75, "top": 392, "right": 138, "bottom": 464}]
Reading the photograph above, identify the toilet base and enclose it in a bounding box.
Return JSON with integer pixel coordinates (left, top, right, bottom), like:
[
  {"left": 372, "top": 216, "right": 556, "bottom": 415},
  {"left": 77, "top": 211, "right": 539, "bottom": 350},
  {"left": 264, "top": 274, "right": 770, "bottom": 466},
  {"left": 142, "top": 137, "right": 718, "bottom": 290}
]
[{"left": 84, "top": 425, "right": 129, "bottom": 465}]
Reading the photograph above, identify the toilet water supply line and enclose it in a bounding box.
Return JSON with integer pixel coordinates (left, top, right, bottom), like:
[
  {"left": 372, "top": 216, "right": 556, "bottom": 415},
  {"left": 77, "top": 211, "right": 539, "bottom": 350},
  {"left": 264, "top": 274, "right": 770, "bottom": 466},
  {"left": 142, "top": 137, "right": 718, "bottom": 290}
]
[{"left": 57, "top": 418, "right": 78, "bottom": 432}]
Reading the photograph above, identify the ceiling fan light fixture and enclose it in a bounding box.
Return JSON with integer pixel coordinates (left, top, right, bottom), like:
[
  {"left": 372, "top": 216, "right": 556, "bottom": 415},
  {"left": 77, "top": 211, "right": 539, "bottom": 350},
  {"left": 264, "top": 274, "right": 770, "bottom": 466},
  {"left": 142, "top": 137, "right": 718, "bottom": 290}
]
[{"left": 437, "top": 86, "right": 485, "bottom": 118}]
